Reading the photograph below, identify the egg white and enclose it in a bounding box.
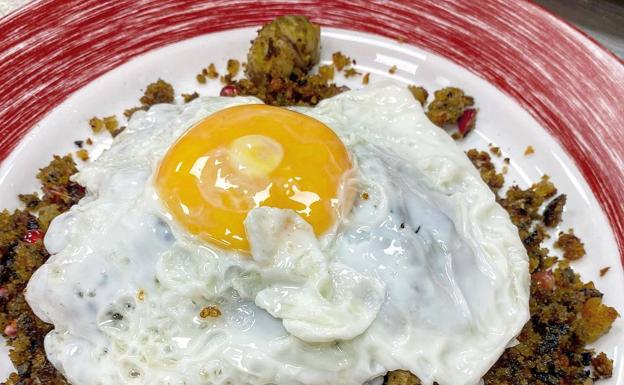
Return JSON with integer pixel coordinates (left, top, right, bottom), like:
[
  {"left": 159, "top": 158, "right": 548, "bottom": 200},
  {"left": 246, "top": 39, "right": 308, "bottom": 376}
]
[{"left": 26, "top": 83, "right": 529, "bottom": 385}]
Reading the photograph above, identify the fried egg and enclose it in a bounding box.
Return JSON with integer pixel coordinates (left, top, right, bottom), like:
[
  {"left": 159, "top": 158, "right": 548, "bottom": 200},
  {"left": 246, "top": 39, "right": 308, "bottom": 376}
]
[{"left": 26, "top": 83, "right": 529, "bottom": 385}]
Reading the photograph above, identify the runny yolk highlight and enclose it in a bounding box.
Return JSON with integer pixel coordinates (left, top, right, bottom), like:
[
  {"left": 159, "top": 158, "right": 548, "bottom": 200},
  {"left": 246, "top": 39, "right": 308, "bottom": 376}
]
[{"left": 155, "top": 104, "right": 353, "bottom": 253}]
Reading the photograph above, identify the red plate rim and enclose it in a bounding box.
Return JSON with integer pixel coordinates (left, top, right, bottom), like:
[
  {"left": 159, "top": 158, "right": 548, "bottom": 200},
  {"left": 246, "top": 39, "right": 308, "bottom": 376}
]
[{"left": 1, "top": 0, "right": 623, "bottom": 265}]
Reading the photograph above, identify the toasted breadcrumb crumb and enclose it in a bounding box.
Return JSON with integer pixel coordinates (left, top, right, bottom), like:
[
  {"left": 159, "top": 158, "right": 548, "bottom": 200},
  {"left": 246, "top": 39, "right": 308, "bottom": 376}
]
[
  {"left": 136, "top": 289, "right": 145, "bottom": 302},
  {"left": 385, "top": 370, "right": 421, "bottom": 385},
  {"left": 332, "top": 51, "right": 351, "bottom": 71},
  {"left": 362, "top": 72, "right": 370, "bottom": 85},
  {"left": 226, "top": 59, "right": 240, "bottom": 78},
  {"left": 75, "top": 149, "right": 89, "bottom": 161},
  {"left": 1, "top": 155, "right": 84, "bottom": 384},
  {"left": 89, "top": 116, "right": 119, "bottom": 134},
  {"left": 466, "top": 150, "right": 504, "bottom": 192},
  {"left": 489, "top": 146, "right": 502, "bottom": 157},
  {"left": 88, "top": 117, "right": 105, "bottom": 133},
  {"left": 599, "top": 267, "right": 610, "bottom": 277},
  {"left": 592, "top": 352, "right": 614, "bottom": 379},
  {"left": 543, "top": 194, "right": 567, "bottom": 227},
  {"left": 344, "top": 67, "right": 360, "bottom": 78},
  {"left": 426, "top": 87, "right": 474, "bottom": 126},
  {"left": 196, "top": 74, "right": 207, "bottom": 84},
  {"left": 102, "top": 116, "right": 119, "bottom": 136},
  {"left": 140, "top": 79, "right": 174, "bottom": 106},
  {"left": 86, "top": 138, "right": 93, "bottom": 145},
  {"left": 474, "top": 154, "right": 617, "bottom": 385},
  {"left": 451, "top": 132, "right": 463, "bottom": 140},
  {"left": 125, "top": 79, "right": 175, "bottom": 119},
  {"left": 110, "top": 126, "right": 125, "bottom": 137},
  {"left": 554, "top": 229, "right": 586, "bottom": 260},
  {"left": 388, "top": 65, "right": 398, "bottom": 74},
  {"left": 123, "top": 106, "right": 147, "bottom": 118},
  {"left": 573, "top": 297, "right": 618, "bottom": 343},
  {"left": 524, "top": 145, "right": 535, "bottom": 156},
  {"left": 532, "top": 175, "right": 557, "bottom": 199},
  {"left": 407, "top": 85, "right": 428, "bottom": 106},
  {"left": 200, "top": 306, "right": 222, "bottom": 318},
  {"left": 182, "top": 92, "right": 199, "bottom": 103},
  {"left": 318, "top": 65, "right": 335, "bottom": 81},
  {"left": 206, "top": 63, "right": 219, "bottom": 79}
]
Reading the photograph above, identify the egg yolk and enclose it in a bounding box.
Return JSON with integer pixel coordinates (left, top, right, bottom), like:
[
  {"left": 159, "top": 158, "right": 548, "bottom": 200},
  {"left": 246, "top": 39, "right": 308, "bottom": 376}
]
[{"left": 155, "top": 104, "right": 353, "bottom": 253}]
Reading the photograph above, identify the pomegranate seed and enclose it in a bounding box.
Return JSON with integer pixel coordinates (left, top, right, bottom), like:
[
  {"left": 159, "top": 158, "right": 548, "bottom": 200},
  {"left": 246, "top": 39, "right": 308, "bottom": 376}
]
[
  {"left": 220, "top": 85, "right": 238, "bottom": 97},
  {"left": 457, "top": 108, "right": 477, "bottom": 135},
  {"left": 533, "top": 270, "right": 555, "bottom": 291},
  {"left": 23, "top": 229, "right": 44, "bottom": 244},
  {"left": 4, "top": 320, "right": 17, "bottom": 338}
]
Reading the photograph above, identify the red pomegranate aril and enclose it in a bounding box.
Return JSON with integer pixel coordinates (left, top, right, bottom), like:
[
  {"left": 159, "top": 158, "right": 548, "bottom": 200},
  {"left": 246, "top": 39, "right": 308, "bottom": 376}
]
[
  {"left": 458, "top": 108, "right": 477, "bottom": 135},
  {"left": 533, "top": 270, "right": 555, "bottom": 291},
  {"left": 23, "top": 229, "right": 44, "bottom": 243},
  {"left": 220, "top": 85, "right": 238, "bottom": 97},
  {"left": 4, "top": 320, "right": 17, "bottom": 338}
]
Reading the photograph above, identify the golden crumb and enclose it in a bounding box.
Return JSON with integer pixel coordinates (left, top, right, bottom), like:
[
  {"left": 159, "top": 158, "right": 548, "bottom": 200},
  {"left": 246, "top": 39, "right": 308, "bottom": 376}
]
[
  {"left": 123, "top": 106, "right": 148, "bottom": 119},
  {"left": 407, "top": 85, "right": 428, "bottom": 106},
  {"left": 318, "top": 65, "right": 335, "bottom": 81},
  {"left": 426, "top": 87, "right": 474, "bottom": 126},
  {"left": 532, "top": 175, "right": 557, "bottom": 199},
  {"left": 88, "top": 117, "right": 105, "bottom": 133},
  {"left": 103, "top": 116, "right": 119, "bottom": 135},
  {"left": 86, "top": 138, "right": 93, "bottom": 145},
  {"left": 226, "top": 59, "right": 240, "bottom": 77},
  {"left": 344, "top": 67, "right": 360, "bottom": 78},
  {"left": 89, "top": 116, "right": 118, "bottom": 136},
  {"left": 361, "top": 192, "right": 369, "bottom": 200},
  {"left": 386, "top": 370, "right": 421, "bottom": 385},
  {"left": 573, "top": 297, "right": 619, "bottom": 343},
  {"left": 332, "top": 51, "right": 351, "bottom": 71},
  {"left": 554, "top": 229, "right": 586, "bottom": 260},
  {"left": 196, "top": 74, "right": 207, "bottom": 84},
  {"left": 136, "top": 289, "right": 145, "bottom": 302},
  {"left": 362, "top": 72, "right": 370, "bottom": 85},
  {"left": 524, "top": 145, "right": 535, "bottom": 156},
  {"left": 543, "top": 194, "right": 567, "bottom": 227},
  {"left": 206, "top": 63, "right": 219, "bottom": 79},
  {"left": 451, "top": 132, "right": 463, "bottom": 140},
  {"left": 599, "top": 267, "right": 611, "bottom": 277},
  {"left": 75, "top": 149, "right": 89, "bottom": 161},
  {"left": 140, "top": 79, "right": 175, "bottom": 106},
  {"left": 200, "top": 306, "right": 222, "bottom": 318},
  {"left": 489, "top": 146, "right": 502, "bottom": 157},
  {"left": 182, "top": 92, "right": 199, "bottom": 103},
  {"left": 592, "top": 352, "right": 614, "bottom": 379},
  {"left": 388, "top": 65, "right": 398, "bottom": 74},
  {"left": 466, "top": 149, "right": 504, "bottom": 192}
]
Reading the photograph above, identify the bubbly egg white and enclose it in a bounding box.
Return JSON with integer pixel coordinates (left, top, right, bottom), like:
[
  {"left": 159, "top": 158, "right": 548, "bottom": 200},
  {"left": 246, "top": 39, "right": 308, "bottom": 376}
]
[{"left": 26, "top": 84, "right": 529, "bottom": 385}]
